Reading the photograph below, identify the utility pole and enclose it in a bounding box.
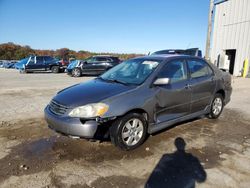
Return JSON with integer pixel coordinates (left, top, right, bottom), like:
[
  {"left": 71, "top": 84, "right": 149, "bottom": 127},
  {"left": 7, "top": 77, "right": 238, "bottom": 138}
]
[{"left": 205, "top": 0, "right": 214, "bottom": 61}]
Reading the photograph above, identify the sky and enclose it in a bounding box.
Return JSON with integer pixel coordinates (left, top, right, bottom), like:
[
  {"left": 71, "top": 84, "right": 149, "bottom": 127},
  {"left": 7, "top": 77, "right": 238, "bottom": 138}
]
[{"left": 0, "top": 0, "right": 210, "bottom": 54}]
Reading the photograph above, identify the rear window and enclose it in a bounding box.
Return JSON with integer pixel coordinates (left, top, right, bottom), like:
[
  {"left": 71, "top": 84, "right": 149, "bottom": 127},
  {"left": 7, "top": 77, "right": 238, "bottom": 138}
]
[
  {"left": 110, "top": 57, "right": 120, "bottom": 63},
  {"left": 187, "top": 60, "right": 213, "bottom": 78},
  {"left": 44, "top": 56, "right": 54, "bottom": 61}
]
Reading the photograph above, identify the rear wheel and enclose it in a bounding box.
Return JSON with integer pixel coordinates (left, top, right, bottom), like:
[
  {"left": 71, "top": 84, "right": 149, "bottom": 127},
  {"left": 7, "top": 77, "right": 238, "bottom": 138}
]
[
  {"left": 207, "top": 93, "right": 224, "bottom": 119},
  {"left": 109, "top": 113, "right": 147, "bottom": 150},
  {"left": 72, "top": 68, "right": 82, "bottom": 77},
  {"left": 51, "top": 66, "right": 60, "bottom": 73}
]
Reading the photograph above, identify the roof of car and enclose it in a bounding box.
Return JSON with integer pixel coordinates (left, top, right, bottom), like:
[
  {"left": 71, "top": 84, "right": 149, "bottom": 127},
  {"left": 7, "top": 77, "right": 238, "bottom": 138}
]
[
  {"left": 93, "top": 55, "right": 118, "bottom": 58},
  {"left": 133, "top": 54, "right": 202, "bottom": 62}
]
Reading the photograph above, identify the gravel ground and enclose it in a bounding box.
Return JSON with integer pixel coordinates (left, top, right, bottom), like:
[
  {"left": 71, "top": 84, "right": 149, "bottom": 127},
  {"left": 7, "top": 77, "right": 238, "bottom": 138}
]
[{"left": 0, "top": 68, "right": 250, "bottom": 188}]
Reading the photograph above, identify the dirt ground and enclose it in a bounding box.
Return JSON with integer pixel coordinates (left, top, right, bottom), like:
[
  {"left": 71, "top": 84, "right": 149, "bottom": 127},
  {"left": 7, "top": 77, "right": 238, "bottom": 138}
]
[{"left": 0, "top": 68, "right": 250, "bottom": 188}]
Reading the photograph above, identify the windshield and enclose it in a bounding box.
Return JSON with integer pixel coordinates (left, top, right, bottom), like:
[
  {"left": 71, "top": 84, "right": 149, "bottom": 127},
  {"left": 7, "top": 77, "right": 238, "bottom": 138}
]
[
  {"left": 100, "top": 59, "right": 160, "bottom": 85},
  {"left": 68, "top": 60, "right": 79, "bottom": 69}
]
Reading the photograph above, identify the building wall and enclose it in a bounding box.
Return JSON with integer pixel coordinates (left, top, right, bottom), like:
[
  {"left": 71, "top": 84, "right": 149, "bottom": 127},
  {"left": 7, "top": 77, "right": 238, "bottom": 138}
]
[{"left": 210, "top": 0, "right": 250, "bottom": 76}]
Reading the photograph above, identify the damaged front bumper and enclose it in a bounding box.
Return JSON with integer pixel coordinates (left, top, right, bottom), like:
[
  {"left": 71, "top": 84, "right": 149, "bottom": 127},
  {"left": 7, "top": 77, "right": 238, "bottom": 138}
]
[{"left": 44, "top": 106, "right": 100, "bottom": 138}]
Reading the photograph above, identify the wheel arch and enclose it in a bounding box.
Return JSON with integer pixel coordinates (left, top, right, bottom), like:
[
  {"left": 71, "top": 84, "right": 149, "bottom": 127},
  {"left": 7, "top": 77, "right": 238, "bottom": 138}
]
[
  {"left": 122, "top": 108, "right": 149, "bottom": 122},
  {"left": 49, "top": 64, "right": 58, "bottom": 69},
  {"left": 216, "top": 89, "right": 225, "bottom": 100}
]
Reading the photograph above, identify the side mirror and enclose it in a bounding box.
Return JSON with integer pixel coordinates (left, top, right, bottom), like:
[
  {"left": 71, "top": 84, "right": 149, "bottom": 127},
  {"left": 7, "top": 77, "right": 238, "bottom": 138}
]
[{"left": 153, "top": 78, "right": 170, "bottom": 86}]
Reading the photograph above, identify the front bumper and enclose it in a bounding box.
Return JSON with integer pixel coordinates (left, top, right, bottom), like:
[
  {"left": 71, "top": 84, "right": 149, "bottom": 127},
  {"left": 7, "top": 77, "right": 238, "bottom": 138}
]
[
  {"left": 44, "top": 106, "right": 99, "bottom": 138},
  {"left": 60, "top": 65, "right": 68, "bottom": 69},
  {"left": 66, "top": 69, "right": 72, "bottom": 75}
]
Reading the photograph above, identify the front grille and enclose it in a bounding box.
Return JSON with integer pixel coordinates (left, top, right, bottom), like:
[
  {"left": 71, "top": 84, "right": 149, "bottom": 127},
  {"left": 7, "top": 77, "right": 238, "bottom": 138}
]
[{"left": 49, "top": 100, "right": 70, "bottom": 116}]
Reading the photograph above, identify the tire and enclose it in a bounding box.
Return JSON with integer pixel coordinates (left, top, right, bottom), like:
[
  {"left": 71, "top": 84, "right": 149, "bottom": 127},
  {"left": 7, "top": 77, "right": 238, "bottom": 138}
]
[
  {"left": 19, "top": 69, "right": 26, "bottom": 74},
  {"left": 207, "top": 93, "right": 224, "bottom": 119},
  {"left": 51, "top": 66, "right": 60, "bottom": 73},
  {"left": 109, "top": 113, "right": 148, "bottom": 150},
  {"left": 72, "top": 68, "right": 82, "bottom": 77}
]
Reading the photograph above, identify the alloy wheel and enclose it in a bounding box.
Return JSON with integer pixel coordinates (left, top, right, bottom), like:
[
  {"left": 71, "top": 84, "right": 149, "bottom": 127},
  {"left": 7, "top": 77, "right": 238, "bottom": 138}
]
[
  {"left": 72, "top": 69, "right": 80, "bottom": 77},
  {"left": 212, "top": 97, "right": 223, "bottom": 116},
  {"left": 121, "top": 118, "right": 144, "bottom": 146}
]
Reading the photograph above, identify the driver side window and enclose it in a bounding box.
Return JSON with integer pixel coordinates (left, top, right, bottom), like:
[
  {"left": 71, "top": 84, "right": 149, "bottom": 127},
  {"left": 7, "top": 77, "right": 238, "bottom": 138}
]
[
  {"left": 158, "top": 60, "right": 187, "bottom": 83},
  {"left": 28, "top": 57, "right": 35, "bottom": 65},
  {"left": 86, "top": 57, "right": 95, "bottom": 63}
]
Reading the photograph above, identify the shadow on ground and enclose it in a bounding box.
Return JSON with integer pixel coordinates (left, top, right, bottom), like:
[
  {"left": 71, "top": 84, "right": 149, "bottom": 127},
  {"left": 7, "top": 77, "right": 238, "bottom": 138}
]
[{"left": 145, "top": 137, "right": 206, "bottom": 188}]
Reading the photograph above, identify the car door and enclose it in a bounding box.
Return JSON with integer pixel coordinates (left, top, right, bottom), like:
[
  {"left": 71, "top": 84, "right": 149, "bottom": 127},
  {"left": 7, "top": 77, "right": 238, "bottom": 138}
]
[
  {"left": 44, "top": 56, "right": 54, "bottom": 70},
  {"left": 35, "top": 56, "right": 46, "bottom": 70},
  {"left": 82, "top": 57, "right": 107, "bottom": 73},
  {"left": 155, "top": 59, "right": 192, "bottom": 123},
  {"left": 187, "top": 58, "right": 216, "bottom": 113},
  {"left": 81, "top": 57, "right": 97, "bottom": 72},
  {"left": 93, "top": 57, "right": 109, "bottom": 72},
  {"left": 25, "top": 56, "right": 36, "bottom": 70}
]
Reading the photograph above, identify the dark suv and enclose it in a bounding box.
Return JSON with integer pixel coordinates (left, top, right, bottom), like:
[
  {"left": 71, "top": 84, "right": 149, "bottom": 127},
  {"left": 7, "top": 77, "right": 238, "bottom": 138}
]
[
  {"left": 67, "top": 55, "right": 120, "bottom": 77},
  {"left": 151, "top": 48, "right": 202, "bottom": 57},
  {"left": 20, "top": 56, "right": 65, "bottom": 73}
]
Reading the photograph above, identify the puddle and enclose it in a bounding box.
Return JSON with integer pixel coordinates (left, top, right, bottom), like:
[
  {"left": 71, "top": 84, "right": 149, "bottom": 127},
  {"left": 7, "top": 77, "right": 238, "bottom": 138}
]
[
  {"left": 50, "top": 175, "right": 144, "bottom": 188},
  {"left": 0, "top": 109, "right": 250, "bottom": 184},
  {"left": 0, "top": 118, "right": 52, "bottom": 140},
  {"left": 187, "top": 146, "right": 233, "bottom": 169},
  {"left": 0, "top": 134, "right": 154, "bottom": 182},
  {"left": 89, "top": 175, "right": 144, "bottom": 188}
]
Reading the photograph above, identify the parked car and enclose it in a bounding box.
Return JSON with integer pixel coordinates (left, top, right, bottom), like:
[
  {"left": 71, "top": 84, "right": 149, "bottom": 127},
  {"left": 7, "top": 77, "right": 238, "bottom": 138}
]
[
  {"left": 67, "top": 55, "right": 121, "bottom": 77},
  {"left": 2, "top": 61, "right": 17, "bottom": 69},
  {"left": 44, "top": 54, "right": 232, "bottom": 150},
  {"left": 151, "top": 48, "right": 202, "bottom": 57},
  {"left": 66, "top": 59, "right": 85, "bottom": 77},
  {"left": 14, "top": 57, "right": 29, "bottom": 70},
  {"left": 59, "top": 59, "right": 69, "bottom": 68},
  {"left": 15, "top": 56, "right": 64, "bottom": 73}
]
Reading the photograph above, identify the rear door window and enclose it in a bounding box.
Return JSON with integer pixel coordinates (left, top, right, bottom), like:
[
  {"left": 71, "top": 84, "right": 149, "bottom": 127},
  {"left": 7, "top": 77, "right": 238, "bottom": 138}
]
[
  {"left": 36, "top": 57, "right": 44, "bottom": 65},
  {"left": 187, "top": 60, "right": 213, "bottom": 78},
  {"left": 96, "top": 57, "right": 107, "bottom": 62},
  {"left": 44, "top": 56, "right": 53, "bottom": 63}
]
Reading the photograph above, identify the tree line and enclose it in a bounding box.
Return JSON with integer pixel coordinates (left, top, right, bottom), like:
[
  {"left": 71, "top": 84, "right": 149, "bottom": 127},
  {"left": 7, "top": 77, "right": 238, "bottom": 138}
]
[{"left": 0, "top": 42, "right": 143, "bottom": 61}]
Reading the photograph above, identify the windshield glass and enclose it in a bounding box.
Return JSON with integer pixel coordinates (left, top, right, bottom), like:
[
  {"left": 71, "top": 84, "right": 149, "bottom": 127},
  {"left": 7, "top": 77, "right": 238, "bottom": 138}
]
[
  {"left": 100, "top": 59, "right": 160, "bottom": 85},
  {"left": 68, "top": 60, "right": 79, "bottom": 69}
]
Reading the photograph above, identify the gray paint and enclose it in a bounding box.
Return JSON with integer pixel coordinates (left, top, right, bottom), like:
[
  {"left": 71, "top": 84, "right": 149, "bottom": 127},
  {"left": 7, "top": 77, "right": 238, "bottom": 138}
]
[{"left": 44, "top": 55, "right": 232, "bottom": 138}]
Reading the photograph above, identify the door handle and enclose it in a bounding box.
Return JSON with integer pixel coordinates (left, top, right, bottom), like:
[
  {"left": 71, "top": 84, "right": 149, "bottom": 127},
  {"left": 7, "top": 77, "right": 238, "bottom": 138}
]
[{"left": 185, "top": 84, "right": 192, "bottom": 89}]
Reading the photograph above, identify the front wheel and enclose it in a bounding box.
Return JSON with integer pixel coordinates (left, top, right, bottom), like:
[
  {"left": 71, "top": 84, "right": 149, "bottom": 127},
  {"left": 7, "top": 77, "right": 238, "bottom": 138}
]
[
  {"left": 72, "top": 68, "right": 82, "bottom": 77},
  {"left": 109, "top": 113, "right": 148, "bottom": 150},
  {"left": 207, "top": 93, "right": 224, "bottom": 119},
  {"left": 51, "top": 66, "right": 60, "bottom": 73}
]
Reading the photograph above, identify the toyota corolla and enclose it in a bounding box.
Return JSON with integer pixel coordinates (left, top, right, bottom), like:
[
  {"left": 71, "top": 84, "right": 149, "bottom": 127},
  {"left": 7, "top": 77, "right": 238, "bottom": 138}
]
[{"left": 44, "top": 55, "right": 232, "bottom": 150}]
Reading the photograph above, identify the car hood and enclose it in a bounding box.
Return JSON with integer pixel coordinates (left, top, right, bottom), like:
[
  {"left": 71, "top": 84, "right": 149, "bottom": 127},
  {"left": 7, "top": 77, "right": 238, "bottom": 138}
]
[
  {"left": 53, "top": 78, "right": 136, "bottom": 108},
  {"left": 15, "top": 62, "right": 26, "bottom": 69}
]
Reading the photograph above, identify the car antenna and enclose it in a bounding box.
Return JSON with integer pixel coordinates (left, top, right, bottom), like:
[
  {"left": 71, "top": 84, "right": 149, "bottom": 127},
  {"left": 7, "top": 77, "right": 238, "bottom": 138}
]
[{"left": 186, "top": 42, "right": 191, "bottom": 49}]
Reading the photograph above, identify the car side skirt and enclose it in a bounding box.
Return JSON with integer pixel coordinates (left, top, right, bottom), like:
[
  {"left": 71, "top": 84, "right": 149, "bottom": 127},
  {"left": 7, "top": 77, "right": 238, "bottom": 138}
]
[{"left": 148, "top": 107, "right": 210, "bottom": 134}]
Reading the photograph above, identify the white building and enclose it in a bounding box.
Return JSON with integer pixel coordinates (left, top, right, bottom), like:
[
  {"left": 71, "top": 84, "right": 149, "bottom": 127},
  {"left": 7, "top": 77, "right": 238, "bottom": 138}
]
[{"left": 210, "top": 0, "right": 250, "bottom": 76}]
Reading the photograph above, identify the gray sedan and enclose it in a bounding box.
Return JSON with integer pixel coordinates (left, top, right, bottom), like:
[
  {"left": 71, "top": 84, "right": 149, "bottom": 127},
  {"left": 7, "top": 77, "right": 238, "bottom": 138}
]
[{"left": 44, "top": 55, "right": 232, "bottom": 150}]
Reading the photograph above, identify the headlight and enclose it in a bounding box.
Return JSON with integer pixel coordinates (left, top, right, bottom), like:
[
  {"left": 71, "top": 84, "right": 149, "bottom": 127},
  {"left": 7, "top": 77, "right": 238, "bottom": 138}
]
[{"left": 69, "top": 103, "right": 109, "bottom": 118}]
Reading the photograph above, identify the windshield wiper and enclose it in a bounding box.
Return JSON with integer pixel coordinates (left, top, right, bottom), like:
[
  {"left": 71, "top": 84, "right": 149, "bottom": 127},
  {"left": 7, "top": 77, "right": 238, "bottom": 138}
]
[
  {"left": 97, "top": 77, "right": 130, "bottom": 86},
  {"left": 108, "top": 79, "right": 129, "bottom": 85}
]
